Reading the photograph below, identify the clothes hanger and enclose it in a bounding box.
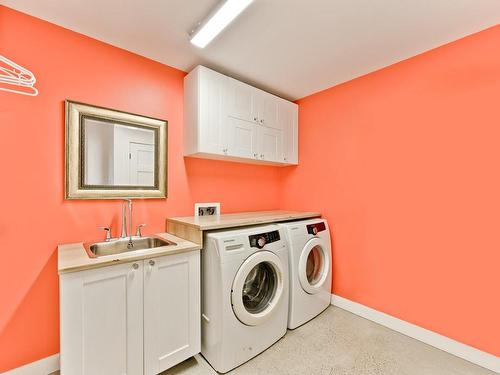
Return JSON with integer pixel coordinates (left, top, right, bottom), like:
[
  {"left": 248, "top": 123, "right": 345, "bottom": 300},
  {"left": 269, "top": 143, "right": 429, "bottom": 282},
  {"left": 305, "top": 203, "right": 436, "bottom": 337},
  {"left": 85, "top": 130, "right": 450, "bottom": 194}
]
[{"left": 0, "top": 54, "right": 38, "bottom": 96}]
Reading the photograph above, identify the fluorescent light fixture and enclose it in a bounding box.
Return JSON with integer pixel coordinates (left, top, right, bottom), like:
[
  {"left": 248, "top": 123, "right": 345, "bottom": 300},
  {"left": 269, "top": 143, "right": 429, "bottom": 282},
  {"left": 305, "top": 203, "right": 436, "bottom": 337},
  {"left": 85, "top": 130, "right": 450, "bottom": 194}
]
[{"left": 190, "top": 0, "right": 254, "bottom": 48}]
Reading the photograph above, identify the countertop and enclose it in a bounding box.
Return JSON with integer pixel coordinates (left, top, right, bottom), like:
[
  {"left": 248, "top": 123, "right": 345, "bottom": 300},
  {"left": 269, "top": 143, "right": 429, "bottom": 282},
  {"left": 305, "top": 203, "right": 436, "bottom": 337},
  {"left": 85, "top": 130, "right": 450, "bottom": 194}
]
[
  {"left": 167, "top": 210, "right": 321, "bottom": 231},
  {"left": 58, "top": 232, "right": 201, "bottom": 274}
]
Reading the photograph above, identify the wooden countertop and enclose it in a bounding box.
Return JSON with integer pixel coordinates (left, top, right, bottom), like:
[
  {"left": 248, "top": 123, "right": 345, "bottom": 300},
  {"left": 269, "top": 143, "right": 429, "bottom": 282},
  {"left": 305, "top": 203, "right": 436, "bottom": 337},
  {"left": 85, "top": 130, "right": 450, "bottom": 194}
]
[
  {"left": 58, "top": 232, "right": 201, "bottom": 274},
  {"left": 167, "top": 210, "right": 321, "bottom": 230}
]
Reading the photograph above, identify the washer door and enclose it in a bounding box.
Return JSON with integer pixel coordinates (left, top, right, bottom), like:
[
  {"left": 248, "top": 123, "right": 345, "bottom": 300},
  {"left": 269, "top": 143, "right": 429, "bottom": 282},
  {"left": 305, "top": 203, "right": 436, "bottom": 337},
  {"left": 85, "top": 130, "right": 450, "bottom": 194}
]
[
  {"left": 231, "top": 251, "right": 285, "bottom": 326},
  {"left": 298, "top": 238, "right": 330, "bottom": 294}
]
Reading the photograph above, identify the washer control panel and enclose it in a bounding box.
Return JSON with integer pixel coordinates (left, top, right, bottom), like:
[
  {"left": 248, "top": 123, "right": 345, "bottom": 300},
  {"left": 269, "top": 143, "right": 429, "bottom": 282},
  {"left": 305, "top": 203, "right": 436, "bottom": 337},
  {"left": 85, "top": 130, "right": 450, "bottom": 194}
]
[
  {"left": 249, "top": 230, "right": 281, "bottom": 249},
  {"left": 307, "top": 222, "right": 326, "bottom": 235}
]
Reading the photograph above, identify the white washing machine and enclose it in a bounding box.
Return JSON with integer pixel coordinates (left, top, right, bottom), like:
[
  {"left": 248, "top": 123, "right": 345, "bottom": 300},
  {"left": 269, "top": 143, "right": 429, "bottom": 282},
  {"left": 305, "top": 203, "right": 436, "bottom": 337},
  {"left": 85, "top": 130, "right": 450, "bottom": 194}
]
[
  {"left": 201, "top": 224, "right": 289, "bottom": 373},
  {"left": 279, "top": 218, "right": 332, "bottom": 329}
]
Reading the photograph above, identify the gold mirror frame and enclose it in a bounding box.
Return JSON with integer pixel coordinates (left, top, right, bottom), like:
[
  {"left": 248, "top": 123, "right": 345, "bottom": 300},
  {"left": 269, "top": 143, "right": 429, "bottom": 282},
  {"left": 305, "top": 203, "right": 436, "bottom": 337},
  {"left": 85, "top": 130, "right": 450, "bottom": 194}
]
[{"left": 65, "top": 100, "right": 167, "bottom": 199}]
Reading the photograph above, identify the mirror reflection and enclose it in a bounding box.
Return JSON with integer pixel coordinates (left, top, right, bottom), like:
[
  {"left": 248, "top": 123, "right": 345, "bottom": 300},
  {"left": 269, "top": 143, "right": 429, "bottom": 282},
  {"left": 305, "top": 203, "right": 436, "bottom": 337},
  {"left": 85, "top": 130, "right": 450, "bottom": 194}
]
[{"left": 82, "top": 117, "right": 157, "bottom": 187}]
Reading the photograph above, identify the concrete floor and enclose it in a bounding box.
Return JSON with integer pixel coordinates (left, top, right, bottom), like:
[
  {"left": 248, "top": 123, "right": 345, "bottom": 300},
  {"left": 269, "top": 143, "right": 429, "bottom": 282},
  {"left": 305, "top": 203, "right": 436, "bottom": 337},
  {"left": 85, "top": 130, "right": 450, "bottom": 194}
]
[{"left": 162, "top": 306, "right": 495, "bottom": 375}]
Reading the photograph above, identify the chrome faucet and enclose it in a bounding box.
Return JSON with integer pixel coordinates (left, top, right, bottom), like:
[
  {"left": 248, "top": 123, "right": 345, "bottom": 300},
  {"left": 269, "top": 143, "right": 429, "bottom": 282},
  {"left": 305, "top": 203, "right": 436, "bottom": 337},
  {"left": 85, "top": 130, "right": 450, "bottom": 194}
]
[{"left": 121, "top": 199, "right": 134, "bottom": 248}]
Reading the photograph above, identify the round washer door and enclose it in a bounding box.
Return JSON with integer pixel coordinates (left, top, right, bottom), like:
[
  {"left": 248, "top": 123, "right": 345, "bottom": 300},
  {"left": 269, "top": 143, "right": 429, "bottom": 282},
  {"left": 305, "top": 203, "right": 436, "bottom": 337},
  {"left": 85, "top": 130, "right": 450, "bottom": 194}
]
[
  {"left": 231, "top": 251, "right": 285, "bottom": 326},
  {"left": 298, "top": 237, "right": 330, "bottom": 294}
]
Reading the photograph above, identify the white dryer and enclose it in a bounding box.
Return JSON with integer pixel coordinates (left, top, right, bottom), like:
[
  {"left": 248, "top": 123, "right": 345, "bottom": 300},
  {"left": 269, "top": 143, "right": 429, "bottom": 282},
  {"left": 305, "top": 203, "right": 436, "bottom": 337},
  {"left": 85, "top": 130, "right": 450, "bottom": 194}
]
[
  {"left": 201, "top": 225, "right": 289, "bottom": 373},
  {"left": 279, "top": 218, "right": 332, "bottom": 329}
]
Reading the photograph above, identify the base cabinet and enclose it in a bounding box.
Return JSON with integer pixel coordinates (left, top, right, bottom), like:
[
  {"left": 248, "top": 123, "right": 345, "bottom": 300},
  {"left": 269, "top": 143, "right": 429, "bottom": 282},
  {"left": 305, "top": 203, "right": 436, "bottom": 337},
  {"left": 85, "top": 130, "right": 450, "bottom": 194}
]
[
  {"left": 144, "top": 251, "right": 200, "bottom": 374},
  {"left": 60, "top": 250, "right": 200, "bottom": 375}
]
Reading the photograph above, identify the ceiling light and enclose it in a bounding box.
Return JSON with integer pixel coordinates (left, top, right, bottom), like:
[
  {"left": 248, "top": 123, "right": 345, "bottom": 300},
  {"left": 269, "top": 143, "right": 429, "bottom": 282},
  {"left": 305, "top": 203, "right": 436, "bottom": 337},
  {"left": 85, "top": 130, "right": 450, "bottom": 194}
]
[{"left": 190, "top": 0, "right": 254, "bottom": 48}]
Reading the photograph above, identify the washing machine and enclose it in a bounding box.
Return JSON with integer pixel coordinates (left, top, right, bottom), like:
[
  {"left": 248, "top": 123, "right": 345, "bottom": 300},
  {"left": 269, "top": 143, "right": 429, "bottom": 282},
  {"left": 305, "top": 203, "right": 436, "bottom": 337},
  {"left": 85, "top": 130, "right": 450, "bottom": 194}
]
[
  {"left": 279, "top": 218, "right": 332, "bottom": 329},
  {"left": 201, "top": 224, "right": 289, "bottom": 373}
]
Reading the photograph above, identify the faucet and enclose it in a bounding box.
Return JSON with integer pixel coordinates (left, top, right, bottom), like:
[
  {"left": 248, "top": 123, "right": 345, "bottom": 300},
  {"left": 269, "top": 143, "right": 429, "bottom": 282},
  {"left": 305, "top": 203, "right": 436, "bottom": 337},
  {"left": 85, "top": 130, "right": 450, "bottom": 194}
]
[{"left": 121, "top": 199, "right": 134, "bottom": 248}]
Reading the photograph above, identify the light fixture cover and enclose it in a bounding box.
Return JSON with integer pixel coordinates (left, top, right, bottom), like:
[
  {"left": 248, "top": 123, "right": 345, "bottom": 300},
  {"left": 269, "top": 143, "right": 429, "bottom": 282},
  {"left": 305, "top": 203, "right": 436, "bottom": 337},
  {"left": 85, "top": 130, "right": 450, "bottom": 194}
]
[{"left": 190, "top": 0, "right": 254, "bottom": 48}]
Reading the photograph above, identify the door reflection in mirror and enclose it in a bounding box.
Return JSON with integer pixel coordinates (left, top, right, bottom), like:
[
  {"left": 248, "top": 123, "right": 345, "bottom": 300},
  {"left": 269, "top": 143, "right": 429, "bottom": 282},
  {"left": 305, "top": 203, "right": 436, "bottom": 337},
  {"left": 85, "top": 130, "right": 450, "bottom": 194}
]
[{"left": 83, "top": 117, "right": 156, "bottom": 187}]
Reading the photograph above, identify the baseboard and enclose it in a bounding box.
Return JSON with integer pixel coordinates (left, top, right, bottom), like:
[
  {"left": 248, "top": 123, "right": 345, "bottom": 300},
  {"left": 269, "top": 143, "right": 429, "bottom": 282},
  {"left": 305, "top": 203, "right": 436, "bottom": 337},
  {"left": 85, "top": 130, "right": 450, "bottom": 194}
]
[
  {"left": 2, "top": 354, "right": 59, "bottom": 375},
  {"left": 4, "top": 300, "right": 499, "bottom": 375},
  {"left": 331, "top": 294, "right": 500, "bottom": 373}
]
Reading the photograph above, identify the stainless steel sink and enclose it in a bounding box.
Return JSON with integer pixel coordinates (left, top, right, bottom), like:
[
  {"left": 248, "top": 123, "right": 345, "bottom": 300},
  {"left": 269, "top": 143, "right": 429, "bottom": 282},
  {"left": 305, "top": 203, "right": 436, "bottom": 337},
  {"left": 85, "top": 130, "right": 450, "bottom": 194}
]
[{"left": 84, "top": 236, "right": 176, "bottom": 258}]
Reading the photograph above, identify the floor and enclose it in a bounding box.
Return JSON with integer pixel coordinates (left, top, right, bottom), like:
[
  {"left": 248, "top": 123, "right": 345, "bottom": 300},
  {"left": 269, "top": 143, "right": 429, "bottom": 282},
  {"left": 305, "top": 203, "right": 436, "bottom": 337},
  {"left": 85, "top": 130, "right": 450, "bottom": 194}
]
[
  {"left": 50, "top": 306, "right": 494, "bottom": 375},
  {"left": 161, "top": 307, "right": 495, "bottom": 375}
]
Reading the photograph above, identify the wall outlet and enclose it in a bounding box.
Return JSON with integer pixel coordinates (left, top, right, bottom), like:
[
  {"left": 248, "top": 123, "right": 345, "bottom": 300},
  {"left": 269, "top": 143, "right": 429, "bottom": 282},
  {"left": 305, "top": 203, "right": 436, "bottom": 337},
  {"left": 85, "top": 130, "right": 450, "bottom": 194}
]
[{"left": 194, "top": 202, "right": 220, "bottom": 216}]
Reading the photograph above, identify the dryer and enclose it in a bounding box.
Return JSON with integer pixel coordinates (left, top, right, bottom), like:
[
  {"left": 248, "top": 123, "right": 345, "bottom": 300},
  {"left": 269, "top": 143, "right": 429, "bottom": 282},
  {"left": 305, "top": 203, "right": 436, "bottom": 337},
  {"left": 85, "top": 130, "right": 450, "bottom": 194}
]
[
  {"left": 279, "top": 219, "right": 332, "bottom": 329},
  {"left": 201, "top": 224, "right": 289, "bottom": 373}
]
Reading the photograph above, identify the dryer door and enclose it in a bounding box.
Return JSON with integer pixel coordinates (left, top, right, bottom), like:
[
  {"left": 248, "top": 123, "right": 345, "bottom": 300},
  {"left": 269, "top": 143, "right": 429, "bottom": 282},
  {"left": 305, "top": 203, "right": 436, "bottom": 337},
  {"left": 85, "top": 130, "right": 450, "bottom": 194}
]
[
  {"left": 231, "top": 251, "right": 285, "bottom": 326},
  {"left": 298, "top": 237, "right": 330, "bottom": 294}
]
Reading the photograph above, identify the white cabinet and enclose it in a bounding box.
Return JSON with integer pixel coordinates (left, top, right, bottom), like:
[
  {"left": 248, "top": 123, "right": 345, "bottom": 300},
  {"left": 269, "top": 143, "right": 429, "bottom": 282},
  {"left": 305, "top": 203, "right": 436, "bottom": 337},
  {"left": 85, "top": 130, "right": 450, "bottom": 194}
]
[
  {"left": 60, "top": 261, "right": 143, "bottom": 375},
  {"left": 279, "top": 100, "right": 299, "bottom": 164},
  {"left": 144, "top": 251, "right": 200, "bottom": 375},
  {"left": 226, "top": 116, "right": 259, "bottom": 159},
  {"left": 226, "top": 78, "right": 255, "bottom": 123},
  {"left": 184, "top": 65, "right": 298, "bottom": 165},
  {"left": 253, "top": 91, "right": 280, "bottom": 130},
  {"left": 184, "top": 66, "right": 226, "bottom": 155},
  {"left": 60, "top": 250, "right": 200, "bottom": 375},
  {"left": 259, "top": 125, "right": 282, "bottom": 162}
]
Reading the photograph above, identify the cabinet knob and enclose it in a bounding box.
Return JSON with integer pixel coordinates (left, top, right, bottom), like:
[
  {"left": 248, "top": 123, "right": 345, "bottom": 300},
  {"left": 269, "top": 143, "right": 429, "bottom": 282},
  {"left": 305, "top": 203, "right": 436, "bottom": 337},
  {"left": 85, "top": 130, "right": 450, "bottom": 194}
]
[
  {"left": 149, "top": 259, "right": 155, "bottom": 266},
  {"left": 260, "top": 119, "right": 264, "bottom": 124},
  {"left": 253, "top": 117, "right": 258, "bottom": 122},
  {"left": 253, "top": 153, "right": 258, "bottom": 158},
  {"left": 132, "top": 263, "right": 139, "bottom": 270},
  {"left": 260, "top": 154, "right": 264, "bottom": 159}
]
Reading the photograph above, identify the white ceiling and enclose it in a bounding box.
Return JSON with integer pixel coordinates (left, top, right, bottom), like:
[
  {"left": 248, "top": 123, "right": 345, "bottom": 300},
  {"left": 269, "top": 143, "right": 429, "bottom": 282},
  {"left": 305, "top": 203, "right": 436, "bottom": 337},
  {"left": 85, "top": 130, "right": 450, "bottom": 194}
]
[{"left": 2, "top": 0, "right": 499, "bottom": 100}]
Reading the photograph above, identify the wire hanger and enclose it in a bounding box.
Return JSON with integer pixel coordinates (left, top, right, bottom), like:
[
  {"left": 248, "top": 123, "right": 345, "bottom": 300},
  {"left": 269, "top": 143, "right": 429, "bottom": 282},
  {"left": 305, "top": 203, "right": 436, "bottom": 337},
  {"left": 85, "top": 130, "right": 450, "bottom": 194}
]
[{"left": 0, "top": 54, "right": 38, "bottom": 96}]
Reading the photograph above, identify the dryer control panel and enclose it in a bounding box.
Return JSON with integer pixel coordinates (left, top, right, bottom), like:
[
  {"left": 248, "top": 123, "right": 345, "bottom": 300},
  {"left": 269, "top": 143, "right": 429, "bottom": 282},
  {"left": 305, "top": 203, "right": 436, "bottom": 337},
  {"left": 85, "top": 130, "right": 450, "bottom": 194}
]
[
  {"left": 307, "top": 222, "right": 326, "bottom": 235},
  {"left": 249, "top": 230, "right": 281, "bottom": 249}
]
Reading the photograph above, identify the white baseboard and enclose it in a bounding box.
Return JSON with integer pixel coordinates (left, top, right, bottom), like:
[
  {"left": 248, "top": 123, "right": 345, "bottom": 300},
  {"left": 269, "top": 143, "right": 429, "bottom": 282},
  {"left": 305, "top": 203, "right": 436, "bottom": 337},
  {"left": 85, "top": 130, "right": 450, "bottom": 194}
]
[
  {"left": 331, "top": 294, "right": 500, "bottom": 374},
  {"left": 2, "top": 354, "right": 59, "bottom": 375},
  {"left": 4, "top": 298, "right": 499, "bottom": 375}
]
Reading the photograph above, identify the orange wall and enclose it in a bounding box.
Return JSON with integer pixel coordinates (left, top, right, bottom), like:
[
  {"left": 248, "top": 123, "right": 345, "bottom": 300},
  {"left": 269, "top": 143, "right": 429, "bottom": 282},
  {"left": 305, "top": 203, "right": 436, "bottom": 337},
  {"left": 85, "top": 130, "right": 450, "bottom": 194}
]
[
  {"left": 281, "top": 25, "right": 500, "bottom": 356},
  {"left": 0, "top": 6, "right": 282, "bottom": 372}
]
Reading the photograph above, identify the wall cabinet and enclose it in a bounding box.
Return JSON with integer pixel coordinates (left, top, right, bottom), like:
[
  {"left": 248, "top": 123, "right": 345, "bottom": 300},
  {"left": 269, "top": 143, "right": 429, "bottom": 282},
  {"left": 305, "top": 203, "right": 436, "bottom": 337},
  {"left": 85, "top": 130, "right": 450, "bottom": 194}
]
[
  {"left": 184, "top": 65, "right": 298, "bottom": 165},
  {"left": 60, "top": 250, "right": 200, "bottom": 375}
]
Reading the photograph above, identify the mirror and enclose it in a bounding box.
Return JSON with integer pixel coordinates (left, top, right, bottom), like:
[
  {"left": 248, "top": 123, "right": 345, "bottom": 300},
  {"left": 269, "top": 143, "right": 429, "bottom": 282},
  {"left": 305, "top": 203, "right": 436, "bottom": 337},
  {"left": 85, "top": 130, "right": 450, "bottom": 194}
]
[{"left": 65, "top": 100, "right": 167, "bottom": 199}]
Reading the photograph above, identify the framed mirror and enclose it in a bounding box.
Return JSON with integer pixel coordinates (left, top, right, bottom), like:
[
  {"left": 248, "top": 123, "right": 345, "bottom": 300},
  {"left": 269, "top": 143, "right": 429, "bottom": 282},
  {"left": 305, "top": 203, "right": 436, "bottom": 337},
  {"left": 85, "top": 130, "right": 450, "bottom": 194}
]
[{"left": 65, "top": 100, "right": 167, "bottom": 199}]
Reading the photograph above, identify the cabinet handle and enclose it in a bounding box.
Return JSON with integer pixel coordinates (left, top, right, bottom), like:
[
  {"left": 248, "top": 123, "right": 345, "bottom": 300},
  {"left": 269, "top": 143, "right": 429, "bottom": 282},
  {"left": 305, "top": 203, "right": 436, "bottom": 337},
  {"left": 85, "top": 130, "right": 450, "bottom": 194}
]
[
  {"left": 132, "top": 263, "right": 139, "bottom": 270},
  {"left": 253, "top": 117, "right": 258, "bottom": 122},
  {"left": 260, "top": 119, "right": 264, "bottom": 124},
  {"left": 149, "top": 259, "right": 155, "bottom": 266}
]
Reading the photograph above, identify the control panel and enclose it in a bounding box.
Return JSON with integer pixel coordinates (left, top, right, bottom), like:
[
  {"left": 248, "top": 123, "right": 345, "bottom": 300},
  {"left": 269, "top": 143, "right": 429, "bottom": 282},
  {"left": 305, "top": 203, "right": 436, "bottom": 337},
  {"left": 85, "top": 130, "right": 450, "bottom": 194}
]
[
  {"left": 307, "top": 222, "right": 326, "bottom": 235},
  {"left": 249, "top": 230, "right": 281, "bottom": 249}
]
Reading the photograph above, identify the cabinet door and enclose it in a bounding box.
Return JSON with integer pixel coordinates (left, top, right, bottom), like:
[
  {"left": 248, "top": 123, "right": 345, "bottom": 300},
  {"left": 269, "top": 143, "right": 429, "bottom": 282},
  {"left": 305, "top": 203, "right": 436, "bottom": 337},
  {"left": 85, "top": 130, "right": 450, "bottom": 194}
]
[
  {"left": 259, "top": 126, "right": 283, "bottom": 162},
  {"left": 198, "top": 68, "right": 226, "bottom": 154},
  {"left": 226, "top": 117, "right": 259, "bottom": 159},
  {"left": 225, "top": 78, "right": 255, "bottom": 123},
  {"left": 279, "top": 101, "right": 298, "bottom": 164},
  {"left": 144, "top": 251, "right": 201, "bottom": 375},
  {"left": 255, "top": 91, "right": 280, "bottom": 130},
  {"left": 60, "top": 262, "right": 143, "bottom": 375}
]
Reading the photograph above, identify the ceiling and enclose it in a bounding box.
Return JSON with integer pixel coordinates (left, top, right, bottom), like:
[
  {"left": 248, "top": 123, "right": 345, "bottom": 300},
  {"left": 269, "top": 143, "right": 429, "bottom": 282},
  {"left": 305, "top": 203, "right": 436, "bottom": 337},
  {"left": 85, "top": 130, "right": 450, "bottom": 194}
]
[{"left": 2, "top": 0, "right": 499, "bottom": 100}]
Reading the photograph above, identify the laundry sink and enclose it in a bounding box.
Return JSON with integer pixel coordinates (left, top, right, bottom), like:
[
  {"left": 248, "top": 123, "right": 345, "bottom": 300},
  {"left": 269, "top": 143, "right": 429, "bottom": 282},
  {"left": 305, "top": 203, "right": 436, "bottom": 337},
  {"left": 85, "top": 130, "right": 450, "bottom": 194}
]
[{"left": 84, "top": 236, "right": 176, "bottom": 258}]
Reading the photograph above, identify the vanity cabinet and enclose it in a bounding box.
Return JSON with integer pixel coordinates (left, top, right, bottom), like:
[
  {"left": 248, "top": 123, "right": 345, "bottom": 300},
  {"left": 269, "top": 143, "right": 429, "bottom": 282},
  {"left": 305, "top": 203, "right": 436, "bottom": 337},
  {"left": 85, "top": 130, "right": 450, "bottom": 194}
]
[
  {"left": 143, "top": 251, "right": 200, "bottom": 374},
  {"left": 184, "top": 65, "right": 298, "bottom": 165},
  {"left": 60, "top": 250, "right": 200, "bottom": 375}
]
